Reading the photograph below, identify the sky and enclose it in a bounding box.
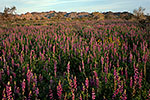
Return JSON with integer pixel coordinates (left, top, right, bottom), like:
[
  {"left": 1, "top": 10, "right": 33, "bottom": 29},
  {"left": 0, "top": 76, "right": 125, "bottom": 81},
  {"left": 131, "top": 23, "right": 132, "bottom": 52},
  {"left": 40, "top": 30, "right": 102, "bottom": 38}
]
[{"left": 0, "top": 0, "right": 150, "bottom": 14}]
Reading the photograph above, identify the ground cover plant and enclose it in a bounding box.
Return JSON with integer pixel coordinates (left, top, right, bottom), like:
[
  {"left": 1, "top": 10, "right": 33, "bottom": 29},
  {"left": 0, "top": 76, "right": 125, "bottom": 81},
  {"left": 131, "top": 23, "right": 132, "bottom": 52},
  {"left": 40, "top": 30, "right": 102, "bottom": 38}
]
[{"left": 0, "top": 20, "right": 150, "bottom": 100}]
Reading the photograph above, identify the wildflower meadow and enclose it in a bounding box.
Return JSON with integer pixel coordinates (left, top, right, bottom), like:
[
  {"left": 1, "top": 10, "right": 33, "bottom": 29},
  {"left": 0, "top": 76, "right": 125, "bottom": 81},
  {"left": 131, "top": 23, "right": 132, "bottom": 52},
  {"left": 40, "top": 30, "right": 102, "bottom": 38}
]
[{"left": 0, "top": 20, "right": 150, "bottom": 100}]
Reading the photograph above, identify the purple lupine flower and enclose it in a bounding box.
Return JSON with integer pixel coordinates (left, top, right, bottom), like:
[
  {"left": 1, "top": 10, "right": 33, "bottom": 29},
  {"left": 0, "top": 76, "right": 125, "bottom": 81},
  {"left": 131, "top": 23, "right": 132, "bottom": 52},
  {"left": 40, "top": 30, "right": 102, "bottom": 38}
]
[
  {"left": 2, "top": 48, "right": 6, "bottom": 56},
  {"left": 129, "top": 51, "right": 133, "bottom": 63},
  {"left": 96, "top": 77, "right": 99, "bottom": 88},
  {"left": 25, "top": 45, "right": 28, "bottom": 54},
  {"left": 85, "top": 78, "right": 89, "bottom": 89},
  {"left": 114, "top": 67, "right": 117, "bottom": 78},
  {"left": 86, "top": 46, "right": 89, "bottom": 54},
  {"left": 93, "top": 44, "right": 96, "bottom": 51},
  {"left": 101, "top": 56, "right": 104, "bottom": 65},
  {"left": 92, "top": 88, "right": 96, "bottom": 100},
  {"left": 39, "top": 74, "right": 43, "bottom": 81},
  {"left": 113, "top": 67, "right": 122, "bottom": 98},
  {"left": 41, "top": 53, "right": 45, "bottom": 61},
  {"left": 2, "top": 88, "right": 7, "bottom": 100},
  {"left": 33, "top": 74, "right": 37, "bottom": 85},
  {"left": 98, "top": 45, "right": 101, "bottom": 52},
  {"left": 22, "top": 44, "right": 24, "bottom": 51},
  {"left": 143, "top": 53, "right": 149, "bottom": 64},
  {"left": 114, "top": 48, "right": 116, "bottom": 55},
  {"left": 90, "top": 54, "right": 94, "bottom": 61},
  {"left": 133, "top": 62, "right": 138, "bottom": 86},
  {"left": 104, "top": 64, "right": 108, "bottom": 74},
  {"left": 53, "top": 45, "right": 55, "bottom": 54},
  {"left": 22, "top": 79, "right": 26, "bottom": 95},
  {"left": 57, "top": 81, "right": 63, "bottom": 99},
  {"left": 81, "top": 50, "right": 83, "bottom": 58},
  {"left": 93, "top": 71, "right": 98, "bottom": 78},
  {"left": 117, "top": 60, "right": 119, "bottom": 68},
  {"left": 120, "top": 89, "right": 127, "bottom": 100},
  {"left": 32, "top": 83, "right": 36, "bottom": 94},
  {"left": 58, "top": 54, "right": 61, "bottom": 62},
  {"left": 79, "top": 94, "right": 82, "bottom": 100},
  {"left": 6, "top": 81, "right": 12, "bottom": 100},
  {"left": 43, "top": 48, "right": 45, "bottom": 55},
  {"left": 72, "top": 92, "right": 75, "bottom": 100},
  {"left": 73, "top": 76, "right": 77, "bottom": 91},
  {"left": 82, "top": 60, "right": 84, "bottom": 70},
  {"left": 67, "top": 61, "right": 70, "bottom": 74},
  {"left": 121, "top": 68, "right": 123, "bottom": 76},
  {"left": 137, "top": 52, "right": 141, "bottom": 63},
  {"left": 35, "top": 88, "right": 39, "bottom": 97},
  {"left": 105, "top": 76, "right": 107, "bottom": 83},
  {"left": 133, "top": 43, "right": 137, "bottom": 52},
  {"left": 48, "top": 58, "right": 50, "bottom": 62},
  {"left": 16, "top": 87, "right": 20, "bottom": 94},
  {"left": 49, "top": 88, "right": 53, "bottom": 99},
  {"left": 69, "top": 79, "right": 74, "bottom": 89},
  {"left": 112, "top": 88, "right": 120, "bottom": 98},
  {"left": 119, "top": 82, "right": 124, "bottom": 93},
  {"left": 130, "top": 77, "right": 133, "bottom": 88},
  {"left": 11, "top": 58, "right": 14, "bottom": 67},
  {"left": 26, "top": 69, "right": 33, "bottom": 86},
  {"left": 67, "top": 41, "right": 70, "bottom": 53},
  {"left": 94, "top": 61, "right": 97, "bottom": 68},
  {"left": 28, "top": 91, "right": 32, "bottom": 100},
  {"left": 94, "top": 71, "right": 99, "bottom": 88},
  {"left": 90, "top": 76, "right": 95, "bottom": 86},
  {"left": 106, "top": 53, "right": 109, "bottom": 64}
]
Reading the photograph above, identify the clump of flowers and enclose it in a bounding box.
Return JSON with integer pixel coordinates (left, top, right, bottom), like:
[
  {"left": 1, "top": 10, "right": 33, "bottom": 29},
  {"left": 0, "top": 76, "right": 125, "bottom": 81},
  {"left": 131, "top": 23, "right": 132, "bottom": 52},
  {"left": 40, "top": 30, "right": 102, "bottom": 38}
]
[{"left": 57, "top": 80, "right": 63, "bottom": 99}]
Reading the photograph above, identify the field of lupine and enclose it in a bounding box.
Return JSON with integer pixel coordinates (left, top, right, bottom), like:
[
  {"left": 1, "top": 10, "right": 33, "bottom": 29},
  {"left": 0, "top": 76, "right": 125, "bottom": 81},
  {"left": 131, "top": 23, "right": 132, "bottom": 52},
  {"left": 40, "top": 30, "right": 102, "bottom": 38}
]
[{"left": 0, "top": 20, "right": 150, "bottom": 100}]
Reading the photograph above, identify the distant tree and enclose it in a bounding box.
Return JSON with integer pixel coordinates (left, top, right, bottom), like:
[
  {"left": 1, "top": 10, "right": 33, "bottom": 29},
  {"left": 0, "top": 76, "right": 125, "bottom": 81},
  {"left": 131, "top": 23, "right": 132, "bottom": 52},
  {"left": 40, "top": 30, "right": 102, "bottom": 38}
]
[
  {"left": 133, "top": 6, "right": 146, "bottom": 20},
  {"left": 2, "top": 6, "right": 16, "bottom": 20},
  {"left": 10, "top": 6, "right": 17, "bottom": 14}
]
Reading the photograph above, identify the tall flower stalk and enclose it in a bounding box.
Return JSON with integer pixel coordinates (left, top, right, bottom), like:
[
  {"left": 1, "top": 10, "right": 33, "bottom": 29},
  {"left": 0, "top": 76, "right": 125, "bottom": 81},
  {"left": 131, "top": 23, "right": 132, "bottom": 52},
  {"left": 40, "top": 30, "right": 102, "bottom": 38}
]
[
  {"left": 6, "top": 82, "right": 12, "bottom": 100},
  {"left": 57, "top": 80, "right": 63, "bottom": 99}
]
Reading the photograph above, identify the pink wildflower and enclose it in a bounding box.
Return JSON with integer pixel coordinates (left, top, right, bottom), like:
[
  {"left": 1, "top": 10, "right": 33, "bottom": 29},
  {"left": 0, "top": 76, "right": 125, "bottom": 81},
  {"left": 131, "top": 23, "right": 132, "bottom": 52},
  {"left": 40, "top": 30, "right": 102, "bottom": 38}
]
[
  {"left": 57, "top": 81, "right": 63, "bottom": 99},
  {"left": 92, "top": 88, "right": 96, "bottom": 100},
  {"left": 85, "top": 78, "right": 89, "bottom": 89},
  {"left": 73, "top": 76, "right": 77, "bottom": 91},
  {"left": 49, "top": 88, "right": 53, "bottom": 99},
  {"left": 6, "top": 82, "right": 12, "bottom": 100},
  {"left": 130, "top": 77, "right": 133, "bottom": 88},
  {"left": 22, "top": 79, "right": 26, "bottom": 95}
]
